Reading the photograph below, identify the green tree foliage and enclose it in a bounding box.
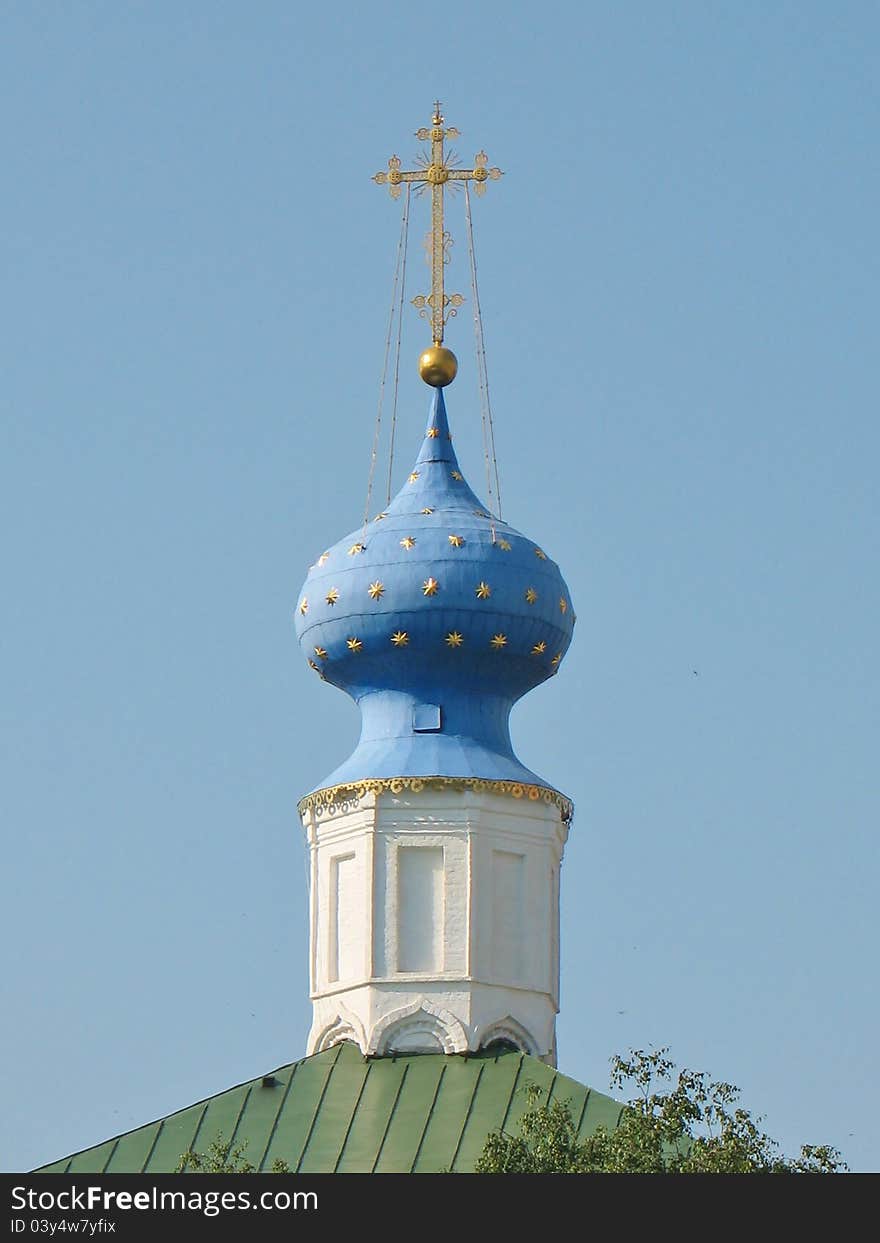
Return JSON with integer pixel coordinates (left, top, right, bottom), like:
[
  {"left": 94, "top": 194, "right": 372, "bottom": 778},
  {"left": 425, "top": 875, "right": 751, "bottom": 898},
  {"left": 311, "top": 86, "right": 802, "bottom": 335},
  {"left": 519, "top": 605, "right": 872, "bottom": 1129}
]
[
  {"left": 177, "top": 1135, "right": 290, "bottom": 1174},
  {"left": 475, "top": 1048, "right": 846, "bottom": 1173}
]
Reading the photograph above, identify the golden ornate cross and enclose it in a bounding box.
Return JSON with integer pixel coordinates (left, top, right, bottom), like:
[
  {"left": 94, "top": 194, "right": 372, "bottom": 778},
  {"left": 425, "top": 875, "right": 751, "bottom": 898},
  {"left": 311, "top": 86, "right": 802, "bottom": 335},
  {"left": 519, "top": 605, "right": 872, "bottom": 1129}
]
[{"left": 373, "top": 102, "right": 502, "bottom": 349}]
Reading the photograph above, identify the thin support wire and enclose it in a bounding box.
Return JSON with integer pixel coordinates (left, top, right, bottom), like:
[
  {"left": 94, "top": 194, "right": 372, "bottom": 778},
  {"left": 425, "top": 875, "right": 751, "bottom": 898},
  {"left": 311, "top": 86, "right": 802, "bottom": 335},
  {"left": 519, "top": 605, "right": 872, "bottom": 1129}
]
[
  {"left": 385, "top": 184, "right": 410, "bottom": 506},
  {"left": 464, "top": 184, "right": 493, "bottom": 517},
  {"left": 363, "top": 187, "right": 410, "bottom": 531},
  {"left": 464, "top": 182, "right": 503, "bottom": 526}
]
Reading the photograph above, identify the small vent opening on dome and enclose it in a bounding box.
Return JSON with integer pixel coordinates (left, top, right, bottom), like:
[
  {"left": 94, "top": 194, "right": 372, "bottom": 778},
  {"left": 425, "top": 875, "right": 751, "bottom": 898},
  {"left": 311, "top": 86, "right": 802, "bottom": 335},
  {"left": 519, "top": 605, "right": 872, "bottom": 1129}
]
[{"left": 412, "top": 704, "right": 442, "bottom": 732}]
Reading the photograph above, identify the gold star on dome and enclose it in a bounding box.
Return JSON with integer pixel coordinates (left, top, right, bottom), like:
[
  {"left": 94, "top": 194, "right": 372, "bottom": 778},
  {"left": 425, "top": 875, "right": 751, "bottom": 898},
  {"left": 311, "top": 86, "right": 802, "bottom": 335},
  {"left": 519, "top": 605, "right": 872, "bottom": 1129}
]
[
  {"left": 298, "top": 598, "right": 309, "bottom": 615},
  {"left": 534, "top": 548, "right": 547, "bottom": 560},
  {"left": 316, "top": 552, "right": 330, "bottom": 567},
  {"left": 308, "top": 659, "right": 323, "bottom": 676},
  {"left": 450, "top": 470, "right": 463, "bottom": 481},
  {"left": 347, "top": 637, "right": 363, "bottom": 653},
  {"left": 368, "top": 580, "right": 385, "bottom": 600},
  {"left": 426, "top": 427, "right": 440, "bottom": 438},
  {"left": 421, "top": 507, "right": 434, "bottom": 514},
  {"left": 559, "top": 596, "right": 568, "bottom": 614},
  {"left": 348, "top": 542, "right": 366, "bottom": 556},
  {"left": 525, "top": 587, "right": 538, "bottom": 605},
  {"left": 531, "top": 641, "right": 547, "bottom": 655},
  {"left": 551, "top": 651, "right": 562, "bottom": 667},
  {"left": 445, "top": 631, "right": 464, "bottom": 648},
  {"left": 391, "top": 631, "right": 409, "bottom": 647},
  {"left": 373, "top": 512, "right": 388, "bottom": 522},
  {"left": 408, "top": 471, "right": 420, "bottom": 483},
  {"left": 423, "top": 577, "right": 439, "bottom": 597},
  {"left": 475, "top": 581, "right": 492, "bottom": 599},
  {"left": 474, "top": 509, "right": 488, "bottom": 518},
  {"left": 325, "top": 587, "right": 339, "bottom": 605},
  {"left": 497, "top": 538, "right": 512, "bottom": 551},
  {"left": 490, "top": 633, "right": 508, "bottom": 650},
  {"left": 400, "top": 536, "right": 416, "bottom": 550},
  {"left": 314, "top": 646, "right": 328, "bottom": 660},
  {"left": 448, "top": 534, "right": 464, "bottom": 547}
]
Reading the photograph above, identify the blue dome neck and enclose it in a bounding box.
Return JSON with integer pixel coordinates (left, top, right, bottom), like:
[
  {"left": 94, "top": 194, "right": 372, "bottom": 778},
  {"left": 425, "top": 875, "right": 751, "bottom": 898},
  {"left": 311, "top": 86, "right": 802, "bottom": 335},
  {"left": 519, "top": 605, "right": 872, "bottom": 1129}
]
[{"left": 314, "top": 682, "right": 546, "bottom": 792}]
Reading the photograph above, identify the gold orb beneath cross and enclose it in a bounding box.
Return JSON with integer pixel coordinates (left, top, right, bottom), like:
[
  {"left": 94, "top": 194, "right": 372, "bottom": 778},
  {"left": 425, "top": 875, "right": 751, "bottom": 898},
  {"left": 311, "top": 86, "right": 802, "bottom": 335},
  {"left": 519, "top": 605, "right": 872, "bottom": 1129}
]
[{"left": 418, "top": 345, "right": 458, "bottom": 387}]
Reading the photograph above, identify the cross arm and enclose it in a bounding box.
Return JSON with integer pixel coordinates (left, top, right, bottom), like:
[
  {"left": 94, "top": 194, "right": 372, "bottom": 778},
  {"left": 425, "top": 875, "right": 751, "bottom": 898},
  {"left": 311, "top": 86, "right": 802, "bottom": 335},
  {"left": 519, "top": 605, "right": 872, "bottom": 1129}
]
[
  {"left": 373, "top": 169, "right": 424, "bottom": 184},
  {"left": 447, "top": 153, "right": 503, "bottom": 195},
  {"left": 373, "top": 155, "right": 426, "bottom": 198},
  {"left": 446, "top": 168, "right": 503, "bottom": 180}
]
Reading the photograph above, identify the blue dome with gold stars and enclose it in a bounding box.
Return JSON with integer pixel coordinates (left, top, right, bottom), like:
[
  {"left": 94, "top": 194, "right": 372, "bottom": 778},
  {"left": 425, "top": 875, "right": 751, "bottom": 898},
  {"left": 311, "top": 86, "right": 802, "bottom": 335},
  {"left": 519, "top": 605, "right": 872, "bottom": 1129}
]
[{"left": 294, "top": 389, "right": 575, "bottom": 799}]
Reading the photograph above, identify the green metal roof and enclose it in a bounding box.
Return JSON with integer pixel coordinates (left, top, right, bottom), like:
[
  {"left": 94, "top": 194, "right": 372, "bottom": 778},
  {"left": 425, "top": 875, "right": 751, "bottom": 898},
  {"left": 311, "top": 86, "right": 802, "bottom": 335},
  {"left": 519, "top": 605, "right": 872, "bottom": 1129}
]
[{"left": 35, "top": 1042, "right": 624, "bottom": 1174}]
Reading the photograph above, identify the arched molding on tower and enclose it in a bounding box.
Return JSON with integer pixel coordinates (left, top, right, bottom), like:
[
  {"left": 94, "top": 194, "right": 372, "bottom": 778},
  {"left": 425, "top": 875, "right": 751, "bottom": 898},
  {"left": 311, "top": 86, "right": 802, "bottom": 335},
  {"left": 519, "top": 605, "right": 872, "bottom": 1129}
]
[
  {"left": 477, "top": 1016, "right": 540, "bottom": 1057},
  {"left": 312, "top": 1006, "right": 368, "bottom": 1055},
  {"left": 368, "top": 999, "right": 469, "bottom": 1056}
]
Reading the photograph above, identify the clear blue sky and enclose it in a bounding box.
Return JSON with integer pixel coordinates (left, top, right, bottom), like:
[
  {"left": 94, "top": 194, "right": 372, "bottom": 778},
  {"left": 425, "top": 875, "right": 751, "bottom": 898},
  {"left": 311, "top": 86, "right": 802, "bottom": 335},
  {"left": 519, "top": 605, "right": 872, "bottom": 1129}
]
[{"left": 2, "top": 1, "right": 877, "bottom": 1172}]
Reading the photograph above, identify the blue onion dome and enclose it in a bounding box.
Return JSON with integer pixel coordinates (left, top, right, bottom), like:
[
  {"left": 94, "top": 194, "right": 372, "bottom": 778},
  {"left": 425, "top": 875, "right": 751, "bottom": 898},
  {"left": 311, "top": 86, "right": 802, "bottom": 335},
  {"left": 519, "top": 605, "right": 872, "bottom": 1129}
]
[{"left": 294, "top": 389, "right": 575, "bottom": 797}]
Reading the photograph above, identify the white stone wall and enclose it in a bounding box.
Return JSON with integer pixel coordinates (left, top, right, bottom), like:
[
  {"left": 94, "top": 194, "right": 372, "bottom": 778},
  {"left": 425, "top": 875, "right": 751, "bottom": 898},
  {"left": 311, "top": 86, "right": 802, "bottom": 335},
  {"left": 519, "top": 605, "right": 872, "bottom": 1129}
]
[{"left": 301, "top": 785, "right": 570, "bottom": 1063}]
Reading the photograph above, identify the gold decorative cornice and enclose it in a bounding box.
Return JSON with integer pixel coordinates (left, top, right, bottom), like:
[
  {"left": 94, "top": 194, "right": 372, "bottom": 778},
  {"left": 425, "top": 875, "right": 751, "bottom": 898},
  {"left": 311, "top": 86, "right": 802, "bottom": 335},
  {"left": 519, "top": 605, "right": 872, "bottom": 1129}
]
[{"left": 298, "top": 776, "right": 573, "bottom": 823}]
